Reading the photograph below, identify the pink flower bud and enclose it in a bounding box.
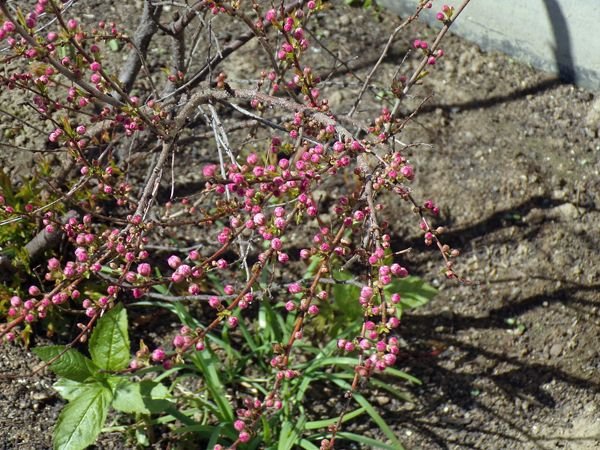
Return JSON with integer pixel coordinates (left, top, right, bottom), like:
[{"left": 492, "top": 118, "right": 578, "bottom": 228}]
[
  {"left": 234, "top": 420, "right": 245, "bottom": 432},
  {"left": 288, "top": 283, "right": 302, "bottom": 294},
  {"left": 137, "top": 263, "right": 151, "bottom": 277},
  {"left": 151, "top": 348, "right": 166, "bottom": 362},
  {"left": 265, "top": 9, "right": 277, "bottom": 21},
  {"left": 401, "top": 165, "right": 414, "bottom": 180},
  {"left": 167, "top": 255, "right": 181, "bottom": 269},
  {"left": 271, "top": 238, "right": 283, "bottom": 250},
  {"left": 28, "top": 286, "right": 40, "bottom": 296}
]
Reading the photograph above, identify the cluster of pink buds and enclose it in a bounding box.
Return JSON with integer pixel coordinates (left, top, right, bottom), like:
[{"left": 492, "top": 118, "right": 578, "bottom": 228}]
[
  {"left": 424, "top": 199, "right": 440, "bottom": 215},
  {"left": 412, "top": 38, "right": 445, "bottom": 65},
  {"left": 436, "top": 4, "right": 455, "bottom": 22}
]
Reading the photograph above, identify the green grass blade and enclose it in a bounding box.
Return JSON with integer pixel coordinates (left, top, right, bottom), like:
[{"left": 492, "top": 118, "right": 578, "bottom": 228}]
[
  {"left": 305, "top": 406, "right": 366, "bottom": 430},
  {"left": 334, "top": 431, "right": 404, "bottom": 450},
  {"left": 330, "top": 378, "right": 403, "bottom": 448},
  {"left": 299, "top": 439, "right": 320, "bottom": 450},
  {"left": 190, "top": 351, "right": 234, "bottom": 422}
]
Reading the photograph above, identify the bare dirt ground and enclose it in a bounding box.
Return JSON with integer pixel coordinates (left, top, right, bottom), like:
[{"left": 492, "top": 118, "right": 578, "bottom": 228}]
[{"left": 1, "top": 1, "right": 599, "bottom": 449}]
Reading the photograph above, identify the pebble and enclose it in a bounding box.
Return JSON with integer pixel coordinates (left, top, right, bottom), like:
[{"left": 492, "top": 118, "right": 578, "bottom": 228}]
[
  {"left": 338, "top": 14, "right": 351, "bottom": 27},
  {"left": 549, "top": 343, "right": 564, "bottom": 358},
  {"left": 552, "top": 203, "right": 580, "bottom": 221},
  {"left": 375, "top": 395, "right": 390, "bottom": 406}
]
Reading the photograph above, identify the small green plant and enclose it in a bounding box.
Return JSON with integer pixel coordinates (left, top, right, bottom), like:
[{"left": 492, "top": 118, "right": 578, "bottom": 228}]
[
  {"left": 34, "top": 273, "right": 435, "bottom": 449},
  {"left": 33, "top": 304, "right": 172, "bottom": 450}
]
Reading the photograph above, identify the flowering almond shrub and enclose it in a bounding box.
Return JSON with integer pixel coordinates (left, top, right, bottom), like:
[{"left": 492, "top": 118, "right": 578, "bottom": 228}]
[{"left": 0, "top": 0, "right": 469, "bottom": 448}]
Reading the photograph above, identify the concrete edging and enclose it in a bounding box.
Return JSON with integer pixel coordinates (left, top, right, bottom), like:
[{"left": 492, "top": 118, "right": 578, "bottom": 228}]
[{"left": 377, "top": 0, "right": 600, "bottom": 91}]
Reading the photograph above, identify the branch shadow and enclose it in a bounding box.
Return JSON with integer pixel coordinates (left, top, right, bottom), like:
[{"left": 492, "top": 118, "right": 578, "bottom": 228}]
[
  {"left": 376, "top": 279, "right": 600, "bottom": 448},
  {"left": 391, "top": 194, "right": 599, "bottom": 269}
]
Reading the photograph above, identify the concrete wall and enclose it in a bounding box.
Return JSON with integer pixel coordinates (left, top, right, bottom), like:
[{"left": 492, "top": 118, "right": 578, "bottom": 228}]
[{"left": 378, "top": 0, "right": 600, "bottom": 91}]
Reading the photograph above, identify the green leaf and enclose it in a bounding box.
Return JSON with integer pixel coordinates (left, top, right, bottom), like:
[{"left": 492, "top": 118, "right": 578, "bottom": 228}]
[
  {"left": 89, "top": 304, "right": 130, "bottom": 371},
  {"left": 112, "top": 379, "right": 172, "bottom": 414},
  {"left": 53, "top": 379, "right": 92, "bottom": 402},
  {"left": 53, "top": 383, "right": 112, "bottom": 450},
  {"left": 331, "top": 271, "right": 362, "bottom": 320},
  {"left": 33, "top": 346, "right": 97, "bottom": 382},
  {"left": 108, "top": 39, "right": 121, "bottom": 52},
  {"left": 385, "top": 276, "right": 437, "bottom": 309}
]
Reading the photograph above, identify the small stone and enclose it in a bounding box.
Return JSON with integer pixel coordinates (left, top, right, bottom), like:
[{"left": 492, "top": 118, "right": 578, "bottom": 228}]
[
  {"left": 327, "top": 91, "right": 344, "bottom": 110},
  {"left": 550, "top": 203, "right": 579, "bottom": 221},
  {"left": 375, "top": 395, "right": 390, "bottom": 406},
  {"left": 549, "top": 343, "right": 563, "bottom": 358},
  {"left": 338, "top": 14, "right": 351, "bottom": 27}
]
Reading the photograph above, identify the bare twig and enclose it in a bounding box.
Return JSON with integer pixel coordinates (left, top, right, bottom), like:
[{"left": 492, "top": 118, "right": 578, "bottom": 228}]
[
  {"left": 348, "top": 2, "right": 426, "bottom": 117},
  {"left": 390, "top": 0, "right": 473, "bottom": 118}
]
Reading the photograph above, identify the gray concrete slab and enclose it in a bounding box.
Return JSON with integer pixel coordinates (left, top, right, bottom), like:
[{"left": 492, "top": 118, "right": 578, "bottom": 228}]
[{"left": 378, "top": 0, "right": 600, "bottom": 91}]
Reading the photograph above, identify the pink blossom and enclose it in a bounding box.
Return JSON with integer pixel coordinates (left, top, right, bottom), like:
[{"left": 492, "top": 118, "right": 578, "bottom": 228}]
[
  {"left": 167, "top": 255, "right": 181, "bottom": 269},
  {"left": 271, "top": 238, "right": 283, "bottom": 250},
  {"left": 288, "top": 283, "right": 302, "bottom": 294},
  {"left": 238, "top": 431, "right": 250, "bottom": 443},
  {"left": 151, "top": 348, "right": 166, "bottom": 362},
  {"left": 401, "top": 164, "right": 414, "bottom": 180},
  {"left": 265, "top": 9, "right": 277, "bottom": 21},
  {"left": 3, "top": 21, "right": 15, "bottom": 32},
  {"left": 234, "top": 420, "right": 245, "bottom": 431},
  {"left": 137, "top": 263, "right": 151, "bottom": 277},
  {"left": 28, "top": 286, "right": 40, "bottom": 296},
  {"left": 48, "top": 257, "right": 60, "bottom": 270}
]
